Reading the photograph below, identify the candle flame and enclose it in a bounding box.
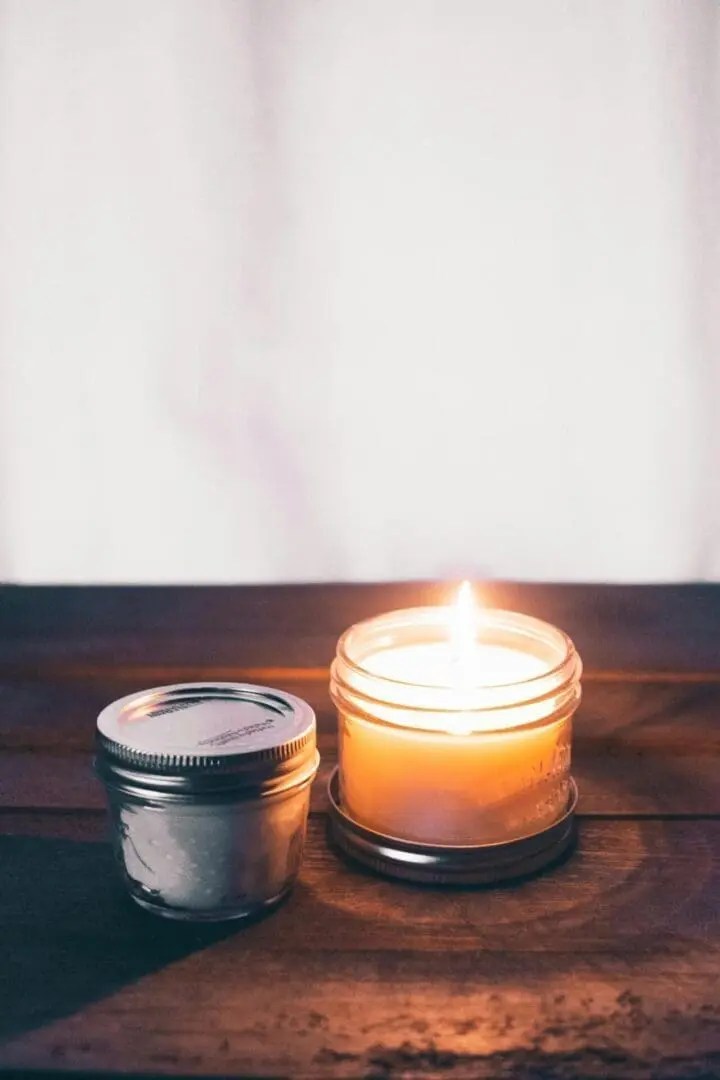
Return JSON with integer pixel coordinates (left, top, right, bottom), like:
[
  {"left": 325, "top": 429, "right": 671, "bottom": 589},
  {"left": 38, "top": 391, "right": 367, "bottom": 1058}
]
[
  {"left": 448, "top": 580, "right": 477, "bottom": 656},
  {"left": 445, "top": 581, "right": 477, "bottom": 733}
]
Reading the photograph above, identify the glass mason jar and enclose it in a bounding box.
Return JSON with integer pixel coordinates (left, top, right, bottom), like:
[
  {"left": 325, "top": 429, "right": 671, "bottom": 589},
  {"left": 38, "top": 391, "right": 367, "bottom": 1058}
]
[
  {"left": 95, "top": 683, "right": 319, "bottom": 922},
  {"left": 330, "top": 606, "right": 582, "bottom": 848}
]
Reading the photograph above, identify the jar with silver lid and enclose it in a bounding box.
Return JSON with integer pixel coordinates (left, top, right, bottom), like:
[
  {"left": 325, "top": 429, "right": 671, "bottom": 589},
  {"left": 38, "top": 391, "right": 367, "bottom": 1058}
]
[{"left": 95, "top": 682, "right": 319, "bottom": 922}]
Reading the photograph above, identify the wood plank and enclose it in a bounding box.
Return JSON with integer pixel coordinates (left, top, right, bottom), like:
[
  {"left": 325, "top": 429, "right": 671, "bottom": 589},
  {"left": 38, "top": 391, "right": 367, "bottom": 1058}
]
[
  {"left": 2, "top": 584, "right": 719, "bottom": 1077},
  {"left": 0, "top": 675, "right": 335, "bottom": 750},
  {"left": 2, "top": 817, "right": 720, "bottom": 1078},
  {"left": 3, "top": 743, "right": 720, "bottom": 818},
  {"left": 0, "top": 753, "right": 337, "bottom": 814},
  {"left": 1, "top": 815, "right": 719, "bottom": 957},
  {"left": 2, "top": 677, "right": 720, "bottom": 815},
  {"left": 0, "top": 817, "right": 718, "bottom": 968},
  {"left": 4, "top": 963, "right": 720, "bottom": 1080},
  {"left": 0, "top": 810, "right": 106, "bottom": 842},
  {"left": 4, "top": 674, "right": 720, "bottom": 750},
  {"left": 2, "top": 582, "right": 720, "bottom": 674}
]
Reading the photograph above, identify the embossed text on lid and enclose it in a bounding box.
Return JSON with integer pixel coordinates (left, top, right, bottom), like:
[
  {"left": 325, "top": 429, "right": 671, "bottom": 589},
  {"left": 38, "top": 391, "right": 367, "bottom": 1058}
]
[{"left": 97, "top": 682, "right": 315, "bottom": 766}]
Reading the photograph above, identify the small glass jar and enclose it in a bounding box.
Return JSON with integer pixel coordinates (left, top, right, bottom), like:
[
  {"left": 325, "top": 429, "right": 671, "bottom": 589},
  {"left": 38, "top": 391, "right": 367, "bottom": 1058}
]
[
  {"left": 330, "top": 606, "right": 582, "bottom": 874},
  {"left": 95, "top": 682, "right": 319, "bottom": 922}
]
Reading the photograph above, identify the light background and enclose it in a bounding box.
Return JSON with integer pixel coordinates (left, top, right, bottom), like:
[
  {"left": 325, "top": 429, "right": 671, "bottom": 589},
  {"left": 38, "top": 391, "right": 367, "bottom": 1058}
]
[{"left": 0, "top": 0, "right": 718, "bottom": 583}]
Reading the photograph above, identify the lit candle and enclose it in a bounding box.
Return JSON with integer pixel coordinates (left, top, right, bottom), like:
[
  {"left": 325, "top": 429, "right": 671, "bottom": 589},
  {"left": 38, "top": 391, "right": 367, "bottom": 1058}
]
[{"left": 331, "top": 584, "right": 582, "bottom": 846}]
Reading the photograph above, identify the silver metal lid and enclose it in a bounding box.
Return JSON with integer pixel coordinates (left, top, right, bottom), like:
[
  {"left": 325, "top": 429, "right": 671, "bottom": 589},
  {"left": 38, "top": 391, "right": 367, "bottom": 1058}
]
[
  {"left": 327, "top": 767, "right": 577, "bottom": 885},
  {"left": 96, "top": 683, "right": 317, "bottom": 797}
]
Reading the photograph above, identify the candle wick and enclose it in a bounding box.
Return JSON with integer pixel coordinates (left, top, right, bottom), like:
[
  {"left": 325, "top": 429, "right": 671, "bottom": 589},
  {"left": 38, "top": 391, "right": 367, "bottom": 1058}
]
[
  {"left": 448, "top": 581, "right": 478, "bottom": 689},
  {"left": 449, "top": 639, "right": 475, "bottom": 688}
]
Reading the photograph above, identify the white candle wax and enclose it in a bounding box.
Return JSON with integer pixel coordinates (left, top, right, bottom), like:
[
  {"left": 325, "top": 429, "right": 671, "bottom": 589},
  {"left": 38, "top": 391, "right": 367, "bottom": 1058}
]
[{"left": 366, "top": 642, "right": 547, "bottom": 704}]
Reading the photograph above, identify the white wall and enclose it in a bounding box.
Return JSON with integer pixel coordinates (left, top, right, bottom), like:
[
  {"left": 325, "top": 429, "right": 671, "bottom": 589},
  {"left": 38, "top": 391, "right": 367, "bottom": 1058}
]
[{"left": 0, "top": 0, "right": 718, "bottom": 582}]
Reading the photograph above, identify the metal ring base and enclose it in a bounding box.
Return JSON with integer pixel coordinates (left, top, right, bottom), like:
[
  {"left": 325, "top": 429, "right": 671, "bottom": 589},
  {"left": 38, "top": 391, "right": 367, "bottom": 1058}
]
[{"left": 327, "top": 767, "right": 578, "bottom": 886}]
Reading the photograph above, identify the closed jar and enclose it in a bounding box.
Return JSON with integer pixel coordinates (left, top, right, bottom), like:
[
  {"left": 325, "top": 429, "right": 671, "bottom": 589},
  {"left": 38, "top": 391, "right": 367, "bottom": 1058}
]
[{"left": 95, "top": 682, "right": 319, "bottom": 922}]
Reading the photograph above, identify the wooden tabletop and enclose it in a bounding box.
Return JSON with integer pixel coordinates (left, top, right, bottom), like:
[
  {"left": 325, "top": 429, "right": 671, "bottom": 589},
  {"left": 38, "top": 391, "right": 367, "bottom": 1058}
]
[{"left": 2, "top": 582, "right": 720, "bottom": 1079}]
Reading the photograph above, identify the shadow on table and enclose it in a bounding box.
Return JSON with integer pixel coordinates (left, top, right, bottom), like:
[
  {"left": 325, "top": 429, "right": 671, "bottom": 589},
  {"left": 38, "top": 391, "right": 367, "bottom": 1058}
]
[{"left": 0, "top": 835, "right": 243, "bottom": 1042}]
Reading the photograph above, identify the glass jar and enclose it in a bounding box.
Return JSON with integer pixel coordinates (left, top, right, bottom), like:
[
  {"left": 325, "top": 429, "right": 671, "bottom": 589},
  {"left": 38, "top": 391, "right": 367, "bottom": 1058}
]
[
  {"left": 95, "top": 683, "right": 319, "bottom": 922},
  {"left": 330, "top": 606, "right": 582, "bottom": 849}
]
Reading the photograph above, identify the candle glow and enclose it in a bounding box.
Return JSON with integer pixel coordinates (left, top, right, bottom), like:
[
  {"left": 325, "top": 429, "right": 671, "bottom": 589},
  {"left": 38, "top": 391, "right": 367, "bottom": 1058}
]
[{"left": 331, "top": 589, "right": 582, "bottom": 846}]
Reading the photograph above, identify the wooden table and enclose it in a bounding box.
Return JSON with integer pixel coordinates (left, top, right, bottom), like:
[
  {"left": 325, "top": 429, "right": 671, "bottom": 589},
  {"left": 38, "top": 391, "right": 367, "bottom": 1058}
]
[{"left": 1, "top": 582, "right": 720, "bottom": 1079}]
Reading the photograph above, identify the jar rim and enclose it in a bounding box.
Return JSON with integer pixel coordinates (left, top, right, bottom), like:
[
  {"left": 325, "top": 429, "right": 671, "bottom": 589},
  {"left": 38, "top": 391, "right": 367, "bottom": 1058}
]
[
  {"left": 331, "top": 606, "right": 582, "bottom": 728},
  {"left": 95, "top": 750, "right": 320, "bottom": 802},
  {"left": 337, "top": 606, "right": 577, "bottom": 689}
]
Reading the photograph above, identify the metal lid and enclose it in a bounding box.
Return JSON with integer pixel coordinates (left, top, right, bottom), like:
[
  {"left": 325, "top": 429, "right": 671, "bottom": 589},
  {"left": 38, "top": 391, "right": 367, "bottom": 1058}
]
[
  {"left": 96, "top": 683, "right": 317, "bottom": 797},
  {"left": 327, "top": 767, "right": 577, "bottom": 885}
]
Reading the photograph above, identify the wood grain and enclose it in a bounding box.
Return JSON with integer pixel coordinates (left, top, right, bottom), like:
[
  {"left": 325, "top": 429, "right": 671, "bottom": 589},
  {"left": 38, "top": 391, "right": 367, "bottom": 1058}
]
[
  {"left": 2, "top": 815, "right": 719, "bottom": 957},
  {"left": 2, "top": 583, "right": 720, "bottom": 1078},
  {"left": 2, "top": 677, "right": 720, "bottom": 816},
  {"left": 4, "top": 674, "right": 720, "bottom": 748},
  {"left": 3, "top": 743, "right": 720, "bottom": 818},
  {"left": 2, "top": 581, "right": 720, "bottom": 673},
  {"left": 2, "top": 816, "right": 720, "bottom": 1077}
]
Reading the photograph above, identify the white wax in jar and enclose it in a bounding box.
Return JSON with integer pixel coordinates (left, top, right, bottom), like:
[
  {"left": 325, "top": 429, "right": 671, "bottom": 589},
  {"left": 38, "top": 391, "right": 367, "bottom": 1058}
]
[
  {"left": 339, "top": 640, "right": 572, "bottom": 845},
  {"left": 366, "top": 642, "right": 546, "bottom": 693}
]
